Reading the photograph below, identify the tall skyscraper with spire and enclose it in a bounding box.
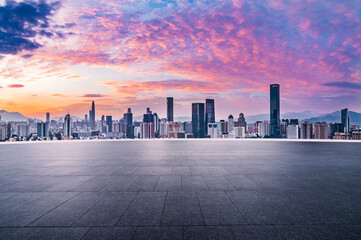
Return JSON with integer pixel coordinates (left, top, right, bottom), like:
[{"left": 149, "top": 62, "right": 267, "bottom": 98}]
[
  {"left": 270, "top": 84, "right": 280, "bottom": 137},
  {"left": 89, "top": 101, "right": 96, "bottom": 130},
  {"left": 167, "top": 97, "right": 174, "bottom": 122}
]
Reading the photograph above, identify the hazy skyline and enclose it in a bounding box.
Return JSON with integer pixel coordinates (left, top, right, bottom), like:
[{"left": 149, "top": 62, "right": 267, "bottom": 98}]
[{"left": 1, "top": 0, "right": 361, "bottom": 119}]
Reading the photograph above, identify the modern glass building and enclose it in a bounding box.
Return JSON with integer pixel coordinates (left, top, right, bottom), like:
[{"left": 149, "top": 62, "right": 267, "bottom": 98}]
[
  {"left": 192, "top": 103, "right": 205, "bottom": 138},
  {"left": 270, "top": 84, "right": 280, "bottom": 137},
  {"left": 167, "top": 97, "right": 174, "bottom": 122},
  {"left": 341, "top": 108, "right": 349, "bottom": 133},
  {"left": 205, "top": 99, "right": 215, "bottom": 135}
]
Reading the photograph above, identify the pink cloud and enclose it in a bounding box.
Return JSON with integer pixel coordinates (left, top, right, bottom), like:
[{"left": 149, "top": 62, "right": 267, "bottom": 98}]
[{"left": 8, "top": 84, "right": 24, "bottom": 88}]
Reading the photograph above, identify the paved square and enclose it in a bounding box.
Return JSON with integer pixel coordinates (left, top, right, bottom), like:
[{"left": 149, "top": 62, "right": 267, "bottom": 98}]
[{"left": 0, "top": 140, "right": 361, "bottom": 239}]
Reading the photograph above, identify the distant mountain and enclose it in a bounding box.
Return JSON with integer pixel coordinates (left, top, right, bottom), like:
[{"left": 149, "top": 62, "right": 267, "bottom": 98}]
[
  {"left": 0, "top": 110, "right": 29, "bottom": 122},
  {"left": 245, "top": 111, "right": 321, "bottom": 123},
  {"left": 303, "top": 111, "right": 361, "bottom": 125}
]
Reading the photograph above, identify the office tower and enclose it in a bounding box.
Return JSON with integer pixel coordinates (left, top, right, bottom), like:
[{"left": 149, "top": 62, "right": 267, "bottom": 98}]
[
  {"left": 159, "top": 119, "right": 168, "bottom": 137},
  {"left": 124, "top": 108, "right": 133, "bottom": 125},
  {"left": 205, "top": 99, "right": 215, "bottom": 135},
  {"left": 234, "top": 127, "right": 246, "bottom": 138},
  {"left": 143, "top": 108, "right": 154, "bottom": 123},
  {"left": 257, "top": 121, "right": 270, "bottom": 137},
  {"left": 106, "top": 116, "right": 112, "bottom": 132},
  {"left": 329, "top": 123, "right": 344, "bottom": 139},
  {"left": 192, "top": 103, "right": 205, "bottom": 138},
  {"left": 167, "top": 123, "right": 181, "bottom": 138},
  {"left": 270, "top": 84, "right": 280, "bottom": 137},
  {"left": 314, "top": 122, "right": 328, "bottom": 139},
  {"left": 207, "top": 123, "right": 218, "bottom": 138},
  {"left": 228, "top": 115, "right": 234, "bottom": 133},
  {"left": 63, "top": 114, "right": 71, "bottom": 138},
  {"left": 89, "top": 101, "right": 95, "bottom": 130},
  {"left": 287, "top": 125, "right": 299, "bottom": 139},
  {"left": 85, "top": 114, "right": 88, "bottom": 123},
  {"left": 46, "top": 112, "right": 50, "bottom": 123},
  {"left": 300, "top": 122, "right": 313, "bottom": 139},
  {"left": 153, "top": 113, "right": 160, "bottom": 134},
  {"left": 141, "top": 108, "right": 155, "bottom": 138},
  {"left": 341, "top": 108, "right": 350, "bottom": 133},
  {"left": 280, "top": 121, "right": 287, "bottom": 136},
  {"left": 36, "top": 122, "right": 49, "bottom": 138},
  {"left": 290, "top": 119, "right": 299, "bottom": 125},
  {"left": 235, "top": 113, "right": 247, "bottom": 128},
  {"left": 124, "top": 108, "right": 134, "bottom": 138},
  {"left": 167, "top": 97, "right": 174, "bottom": 122},
  {"left": 182, "top": 122, "right": 192, "bottom": 133},
  {"left": 220, "top": 120, "right": 227, "bottom": 133},
  {"left": 101, "top": 115, "right": 105, "bottom": 124},
  {"left": 17, "top": 124, "right": 29, "bottom": 137}
]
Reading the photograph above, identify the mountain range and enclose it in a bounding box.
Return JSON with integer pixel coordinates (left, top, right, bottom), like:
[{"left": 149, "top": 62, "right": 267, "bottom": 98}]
[
  {"left": 0, "top": 110, "right": 29, "bottom": 122},
  {"left": 1, "top": 110, "right": 360, "bottom": 124}
]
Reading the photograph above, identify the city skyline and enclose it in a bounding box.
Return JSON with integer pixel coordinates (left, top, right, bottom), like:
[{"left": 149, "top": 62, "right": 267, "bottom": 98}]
[{"left": 1, "top": 0, "right": 361, "bottom": 119}]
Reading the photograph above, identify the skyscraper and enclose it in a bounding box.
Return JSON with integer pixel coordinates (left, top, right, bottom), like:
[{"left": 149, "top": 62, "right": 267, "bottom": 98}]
[
  {"left": 106, "top": 116, "right": 112, "bottom": 132},
  {"left": 63, "top": 114, "right": 71, "bottom": 138},
  {"left": 270, "top": 84, "right": 280, "bottom": 137},
  {"left": 341, "top": 108, "right": 350, "bottom": 133},
  {"left": 228, "top": 115, "right": 234, "bottom": 133},
  {"left": 89, "top": 101, "right": 96, "bottom": 130},
  {"left": 235, "top": 113, "right": 247, "bottom": 128},
  {"left": 124, "top": 108, "right": 134, "bottom": 138},
  {"left": 300, "top": 122, "right": 313, "bottom": 139},
  {"left": 205, "top": 99, "right": 215, "bottom": 135},
  {"left": 314, "top": 122, "right": 328, "bottom": 139},
  {"left": 192, "top": 103, "right": 205, "bottom": 138},
  {"left": 167, "top": 97, "right": 174, "bottom": 122},
  {"left": 46, "top": 112, "right": 50, "bottom": 123}
]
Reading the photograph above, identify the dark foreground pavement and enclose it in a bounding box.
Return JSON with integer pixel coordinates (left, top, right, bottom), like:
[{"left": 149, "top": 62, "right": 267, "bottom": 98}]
[{"left": 0, "top": 140, "right": 361, "bottom": 239}]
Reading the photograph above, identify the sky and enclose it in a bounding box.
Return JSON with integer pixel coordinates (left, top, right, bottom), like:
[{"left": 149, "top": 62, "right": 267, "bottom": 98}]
[{"left": 0, "top": 0, "right": 361, "bottom": 120}]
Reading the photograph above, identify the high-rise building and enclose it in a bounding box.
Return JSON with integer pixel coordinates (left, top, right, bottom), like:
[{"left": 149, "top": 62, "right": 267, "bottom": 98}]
[
  {"left": 63, "top": 114, "right": 71, "bottom": 138},
  {"left": 207, "top": 123, "right": 218, "bottom": 138},
  {"left": 124, "top": 108, "right": 133, "bottom": 126},
  {"left": 290, "top": 119, "right": 299, "bottom": 125},
  {"left": 300, "top": 122, "right": 313, "bottom": 139},
  {"left": 37, "top": 122, "right": 49, "bottom": 138},
  {"left": 143, "top": 108, "right": 154, "bottom": 123},
  {"left": 192, "top": 103, "right": 205, "bottom": 138},
  {"left": 205, "top": 99, "right": 215, "bottom": 135},
  {"left": 106, "top": 116, "right": 112, "bottom": 132},
  {"left": 234, "top": 126, "right": 246, "bottom": 138},
  {"left": 228, "top": 115, "right": 234, "bottom": 133},
  {"left": 167, "top": 97, "right": 174, "bottom": 122},
  {"left": 167, "top": 123, "right": 181, "bottom": 138},
  {"left": 124, "top": 108, "right": 134, "bottom": 138},
  {"left": 85, "top": 114, "right": 88, "bottom": 123},
  {"left": 330, "top": 123, "right": 344, "bottom": 138},
  {"left": 46, "top": 112, "right": 50, "bottom": 123},
  {"left": 89, "top": 101, "right": 96, "bottom": 130},
  {"left": 287, "top": 125, "right": 299, "bottom": 139},
  {"left": 314, "top": 121, "right": 328, "bottom": 139},
  {"left": 341, "top": 108, "right": 350, "bottom": 133},
  {"left": 220, "top": 120, "right": 227, "bottom": 133},
  {"left": 235, "top": 113, "right": 247, "bottom": 128},
  {"left": 257, "top": 121, "right": 270, "bottom": 137},
  {"left": 280, "top": 121, "right": 287, "bottom": 137},
  {"left": 270, "top": 84, "right": 280, "bottom": 137},
  {"left": 153, "top": 113, "right": 159, "bottom": 134}
]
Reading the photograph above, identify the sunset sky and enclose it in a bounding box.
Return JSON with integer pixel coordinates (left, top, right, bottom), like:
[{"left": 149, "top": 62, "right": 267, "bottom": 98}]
[{"left": 1, "top": 0, "right": 361, "bottom": 120}]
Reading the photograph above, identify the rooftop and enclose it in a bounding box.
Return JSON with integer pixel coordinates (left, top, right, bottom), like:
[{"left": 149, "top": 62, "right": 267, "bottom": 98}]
[{"left": 0, "top": 140, "right": 361, "bottom": 239}]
